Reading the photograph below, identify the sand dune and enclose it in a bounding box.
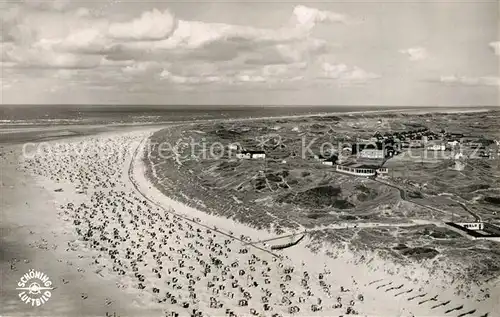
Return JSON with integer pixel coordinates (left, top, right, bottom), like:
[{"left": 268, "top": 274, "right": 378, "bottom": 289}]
[{"left": 1, "top": 128, "right": 497, "bottom": 316}]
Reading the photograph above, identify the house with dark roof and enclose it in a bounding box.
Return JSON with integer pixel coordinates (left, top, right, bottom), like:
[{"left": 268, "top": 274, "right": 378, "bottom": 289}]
[{"left": 321, "top": 154, "right": 338, "bottom": 166}]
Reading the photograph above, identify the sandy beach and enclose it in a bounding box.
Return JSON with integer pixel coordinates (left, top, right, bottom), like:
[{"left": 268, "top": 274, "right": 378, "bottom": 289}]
[{"left": 1, "top": 125, "right": 498, "bottom": 316}]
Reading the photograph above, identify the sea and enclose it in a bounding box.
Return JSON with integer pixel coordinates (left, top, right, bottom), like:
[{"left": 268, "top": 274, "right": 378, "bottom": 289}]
[{"left": 0, "top": 104, "right": 495, "bottom": 144}]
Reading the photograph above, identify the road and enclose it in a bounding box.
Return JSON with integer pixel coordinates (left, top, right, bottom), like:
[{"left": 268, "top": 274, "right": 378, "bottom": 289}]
[
  {"left": 455, "top": 201, "right": 482, "bottom": 222},
  {"left": 374, "top": 178, "right": 481, "bottom": 222}
]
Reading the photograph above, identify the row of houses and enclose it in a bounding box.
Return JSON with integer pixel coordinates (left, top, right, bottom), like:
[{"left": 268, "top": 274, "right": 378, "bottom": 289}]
[
  {"left": 373, "top": 127, "right": 439, "bottom": 143},
  {"left": 231, "top": 144, "right": 389, "bottom": 178},
  {"left": 375, "top": 128, "right": 466, "bottom": 143},
  {"left": 373, "top": 127, "right": 498, "bottom": 152}
]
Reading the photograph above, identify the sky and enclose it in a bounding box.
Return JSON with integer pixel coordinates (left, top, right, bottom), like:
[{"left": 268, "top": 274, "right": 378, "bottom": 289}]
[{"left": 0, "top": 0, "right": 499, "bottom": 106}]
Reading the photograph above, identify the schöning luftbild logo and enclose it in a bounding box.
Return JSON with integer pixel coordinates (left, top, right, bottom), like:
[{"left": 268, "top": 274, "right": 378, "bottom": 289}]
[{"left": 16, "top": 269, "right": 55, "bottom": 306}]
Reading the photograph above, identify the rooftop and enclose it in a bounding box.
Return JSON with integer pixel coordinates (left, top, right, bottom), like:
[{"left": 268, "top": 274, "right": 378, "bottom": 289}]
[
  {"left": 446, "top": 222, "right": 500, "bottom": 238},
  {"left": 342, "top": 161, "right": 385, "bottom": 169},
  {"left": 241, "top": 150, "right": 265, "bottom": 154}
]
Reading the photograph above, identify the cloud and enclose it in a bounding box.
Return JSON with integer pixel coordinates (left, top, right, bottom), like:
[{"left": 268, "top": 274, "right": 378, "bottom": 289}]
[
  {"left": 18, "top": 0, "right": 70, "bottom": 11},
  {"left": 440, "top": 75, "right": 500, "bottom": 86},
  {"left": 321, "top": 62, "right": 380, "bottom": 83},
  {"left": 1, "top": 2, "right": 374, "bottom": 86},
  {"left": 436, "top": 42, "right": 500, "bottom": 88},
  {"left": 291, "top": 5, "right": 351, "bottom": 30},
  {"left": 158, "top": 60, "right": 376, "bottom": 86},
  {"left": 1, "top": 5, "right": 101, "bottom": 45},
  {"left": 399, "top": 47, "right": 428, "bottom": 61},
  {"left": 2, "top": 4, "right": 324, "bottom": 66},
  {"left": 108, "top": 9, "right": 177, "bottom": 41},
  {"left": 489, "top": 41, "right": 500, "bottom": 55},
  {"left": 122, "top": 62, "right": 164, "bottom": 75},
  {"left": 1, "top": 4, "right": 111, "bottom": 68},
  {"left": 5, "top": 45, "right": 102, "bottom": 69},
  {"left": 158, "top": 61, "right": 304, "bottom": 85},
  {"left": 160, "top": 69, "right": 224, "bottom": 85},
  {"left": 56, "top": 28, "right": 109, "bottom": 54}
]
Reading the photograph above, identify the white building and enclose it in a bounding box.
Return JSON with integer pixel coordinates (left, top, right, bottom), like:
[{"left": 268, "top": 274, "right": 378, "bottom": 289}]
[
  {"left": 228, "top": 143, "right": 240, "bottom": 151},
  {"left": 236, "top": 151, "right": 266, "bottom": 159},
  {"left": 447, "top": 140, "right": 459, "bottom": 147},
  {"left": 377, "top": 167, "right": 389, "bottom": 174},
  {"left": 457, "top": 222, "right": 484, "bottom": 230},
  {"left": 236, "top": 152, "right": 251, "bottom": 159},
  {"left": 335, "top": 164, "right": 377, "bottom": 177},
  {"left": 426, "top": 143, "right": 445, "bottom": 151},
  {"left": 359, "top": 149, "right": 385, "bottom": 159},
  {"left": 252, "top": 152, "right": 266, "bottom": 159}
]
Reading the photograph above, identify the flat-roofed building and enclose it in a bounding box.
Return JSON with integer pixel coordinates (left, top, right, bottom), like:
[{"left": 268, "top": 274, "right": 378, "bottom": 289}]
[{"left": 335, "top": 161, "right": 387, "bottom": 177}]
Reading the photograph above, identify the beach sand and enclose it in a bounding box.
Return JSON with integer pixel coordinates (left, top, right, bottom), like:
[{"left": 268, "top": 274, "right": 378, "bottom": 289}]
[
  {"left": 1, "top": 126, "right": 498, "bottom": 316},
  {"left": 1, "top": 143, "right": 144, "bottom": 316}
]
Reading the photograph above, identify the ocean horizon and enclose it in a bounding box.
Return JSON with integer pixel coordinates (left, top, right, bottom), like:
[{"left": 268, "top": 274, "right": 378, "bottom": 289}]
[{"left": 1, "top": 104, "right": 497, "bottom": 125}]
